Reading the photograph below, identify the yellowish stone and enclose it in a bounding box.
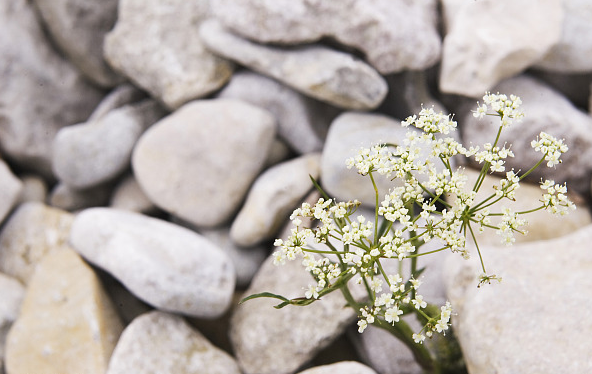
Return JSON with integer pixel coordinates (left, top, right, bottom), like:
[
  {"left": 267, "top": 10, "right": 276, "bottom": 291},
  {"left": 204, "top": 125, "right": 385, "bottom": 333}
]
[{"left": 5, "top": 249, "right": 123, "bottom": 374}]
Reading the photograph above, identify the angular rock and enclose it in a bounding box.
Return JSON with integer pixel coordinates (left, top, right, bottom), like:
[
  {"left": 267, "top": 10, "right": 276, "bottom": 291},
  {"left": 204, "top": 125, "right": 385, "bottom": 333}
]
[
  {"left": 32, "top": 0, "right": 123, "bottom": 87},
  {"left": 5, "top": 249, "right": 123, "bottom": 374},
  {"left": 444, "top": 224, "right": 592, "bottom": 373},
  {"left": 461, "top": 75, "right": 592, "bottom": 194},
  {"left": 0, "top": 202, "right": 74, "bottom": 284},
  {"left": 109, "top": 174, "right": 158, "bottom": 214},
  {"left": 231, "top": 153, "right": 321, "bottom": 247},
  {"left": 0, "top": 0, "right": 103, "bottom": 176},
  {"left": 0, "top": 159, "right": 23, "bottom": 224},
  {"left": 132, "top": 99, "right": 276, "bottom": 228},
  {"left": 217, "top": 71, "right": 339, "bottom": 154},
  {"left": 440, "top": 0, "right": 563, "bottom": 97},
  {"left": 48, "top": 182, "right": 112, "bottom": 211},
  {"left": 535, "top": 0, "right": 592, "bottom": 73},
  {"left": 211, "top": 0, "right": 441, "bottom": 74},
  {"left": 104, "top": 0, "right": 234, "bottom": 109},
  {"left": 0, "top": 273, "right": 25, "bottom": 374},
  {"left": 230, "top": 255, "right": 356, "bottom": 374},
  {"left": 53, "top": 99, "right": 165, "bottom": 189},
  {"left": 69, "top": 208, "right": 236, "bottom": 318},
  {"left": 297, "top": 361, "right": 377, "bottom": 374},
  {"left": 200, "top": 20, "right": 387, "bottom": 110},
  {"left": 199, "top": 227, "right": 268, "bottom": 288},
  {"left": 107, "top": 311, "right": 240, "bottom": 374}
]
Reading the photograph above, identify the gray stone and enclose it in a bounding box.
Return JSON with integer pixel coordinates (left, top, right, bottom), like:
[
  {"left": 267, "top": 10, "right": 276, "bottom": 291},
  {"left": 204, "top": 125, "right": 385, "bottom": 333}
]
[
  {"left": 444, "top": 224, "right": 592, "bottom": 373},
  {"left": 53, "top": 99, "right": 165, "bottom": 189},
  {"left": 132, "top": 99, "right": 276, "bottom": 228},
  {"left": 297, "top": 361, "right": 377, "bottom": 374},
  {"left": 14, "top": 174, "right": 47, "bottom": 205},
  {"left": 535, "top": 0, "right": 592, "bottom": 73},
  {"left": 440, "top": 0, "right": 563, "bottom": 97},
  {"left": 199, "top": 227, "right": 268, "bottom": 288},
  {"left": 0, "top": 0, "right": 103, "bottom": 176},
  {"left": 87, "top": 84, "right": 148, "bottom": 123},
  {"left": 48, "top": 182, "right": 112, "bottom": 212},
  {"left": 200, "top": 20, "right": 387, "bottom": 110},
  {"left": 0, "top": 273, "right": 25, "bottom": 374},
  {"left": 109, "top": 174, "right": 158, "bottom": 214},
  {"left": 0, "top": 160, "right": 23, "bottom": 225},
  {"left": 264, "top": 138, "right": 293, "bottom": 168},
  {"left": 211, "top": 0, "right": 441, "bottom": 74},
  {"left": 32, "top": 0, "right": 123, "bottom": 87},
  {"left": 107, "top": 311, "right": 241, "bottom": 374},
  {"left": 230, "top": 153, "right": 321, "bottom": 247},
  {"left": 0, "top": 202, "right": 74, "bottom": 284},
  {"left": 217, "top": 71, "right": 339, "bottom": 154},
  {"left": 230, "top": 255, "right": 356, "bottom": 374},
  {"left": 69, "top": 208, "right": 236, "bottom": 318},
  {"left": 461, "top": 74, "right": 592, "bottom": 194},
  {"left": 104, "top": 0, "right": 234, "bottom": 109}
]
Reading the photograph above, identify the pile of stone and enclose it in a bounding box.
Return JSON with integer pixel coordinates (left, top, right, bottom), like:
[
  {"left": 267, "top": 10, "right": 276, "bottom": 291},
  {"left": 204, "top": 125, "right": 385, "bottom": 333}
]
[{"left": 2, "top": 1, "right": 592, "bottom": 373}]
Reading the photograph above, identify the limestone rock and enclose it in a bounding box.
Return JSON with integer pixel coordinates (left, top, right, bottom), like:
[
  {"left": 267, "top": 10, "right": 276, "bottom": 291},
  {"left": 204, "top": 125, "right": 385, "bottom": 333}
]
[
  {"left": 48, "top": 182, "right": 112, "bottom": 212},
  {"left": 0, "top": 0, "right": 103, "bottom": 176},
  {"left": 109, "top": 174, "right": 158, "bottom": 214},
  {"left": 5, "top": 249, "right": 123, "bottom": 374},
  {"left": 200, "top": 20, "right": 387, "bottom": 110},
  {"left": 297, "top": 361, "right": 378, "bottom": 374},
  {"left": 14, "top": 174, "right": 47, "bottom": 205},
  {"left": 230, "top": 153, "right": 321, "bottom": 247},
  {"left": 0, "top": 273, "right": 25, "bottom": 373},
  {"left": 87, "top": 84, "right": 148, "bottom": 123},
  {"left": 444, "top": 224, "right": 592, "bottom": 373},
  {"left": 0, "top": 202, "right": 74, "bottom": 284},
  {"left": 104, "top": 0, "right": 234, "bottom": 109},
  {"left": 53, "top": 99, "right": 165, "bottom": 189},
  {"left": 211, "top": 0, "right": 441, "bottom": 74},
  {"left": 440, "top": 0, "right": 563, "bottom": 97},
  {"left": 132, "top": 99, "right": 276, "bottom": 228},
  {"left": 69, "top": 208, "right": 236, "bottom": 318},
  {"left": 32, "top": 0, "right": 123, "bottom": 87},
  {"left": 216, "top": 71, "right": 339, "bottom": 154},
  {"left": 0, "top": 160, "right": 23, "bottom": 224},
  {"left": 107, "top": 311, "right": 240, "bottom": 374}
]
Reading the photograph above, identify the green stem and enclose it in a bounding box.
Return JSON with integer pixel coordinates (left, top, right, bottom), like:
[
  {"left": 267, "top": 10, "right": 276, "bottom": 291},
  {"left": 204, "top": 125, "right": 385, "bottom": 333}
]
[{"left": 369, "top": 171, "right": 380, "bottom": 245}]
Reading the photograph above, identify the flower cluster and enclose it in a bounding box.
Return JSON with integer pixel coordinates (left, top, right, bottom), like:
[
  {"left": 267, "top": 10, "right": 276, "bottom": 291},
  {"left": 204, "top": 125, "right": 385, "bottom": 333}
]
[{"left": 531, "top": 132, "right": 568, "bottom": 167}]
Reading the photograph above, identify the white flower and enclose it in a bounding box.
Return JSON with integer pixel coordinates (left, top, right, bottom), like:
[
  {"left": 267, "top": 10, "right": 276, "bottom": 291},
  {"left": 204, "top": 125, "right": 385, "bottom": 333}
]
[
  {"left": 385, "top": 306, "right": 404, "bottom": 323},
  {"left": 413, "top": 333, "right": 426, "bottom": 344},
  {"left": 411, "top": 295, "right": 427, "bottom": 310}
]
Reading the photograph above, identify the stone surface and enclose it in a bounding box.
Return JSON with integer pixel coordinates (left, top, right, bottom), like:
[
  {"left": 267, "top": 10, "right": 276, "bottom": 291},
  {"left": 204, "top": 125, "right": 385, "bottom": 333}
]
[
  {"left": 440, "top": 0, "right": 563, "bottom": 97},
  {"left": 461, "top": 74, "right": 592, "bottom": 194},
  {"left": 200, "top": 20, "right": 387, "bottom": 110},
  {"left": 5, "top": 249, "right": 123, "bottom": 374},
  {"left": 104, "top": 0, "right": 234, "bottom": 109},
  {"left": 535, "top": 0, "right": 592, "bottom": 73},
  {"left": 107, "top": 311, "right": 240, "bottom": 374},
  {"left": 69, "top": 208, "right": 236, "bottom": 318},
  {"left": 53, "top": 99, "right": 165, "bottom": 189},
  {"left": 32, "top": 0, "right": 123, "bottom": 87},
  {"left": 230, "top": 153, "right": 321, "bottom": 247},
  {"left": 211, "top": 0, "right": 441, "bottom": 74},
  {"left": 132, "top": 99, "right": 276, "bottom": 228},
  {"left": 444, "top": 224, "right": 592, "bottom": 373},
  {"left": 0, "top": 273, "right": 25, "bottom": 374},
  {"left": 199, "top": 227, "right": 268, "bottom": 288},
  {"left": 87, "top": 84, "right": 148, "bottom": 123},
  {"left": 0, "top": 202, "right": 74, "bottom": 284},
  {"left": 14, "top": 174, "right": 47, "bottom": 204},
  {"left": 0, "top": 159, "right": 23, "bottom": 224},
  {"left": 217, "top": 71, "right": 339, "bottom": 154},
  {"left": 109, "top": 174, "right": 158, "bottom": 214},
  {"left": 297, "top": 361, "right": 377, "bottom": 374},
  {"left": 0, "top": 0, "right": 103, "bottom": 176},
  {"left": 48, "top": 182, "right": 112, "bottom": 212},
  {"left": 230, "top": 255, "right": 357, "bottom": 374}
]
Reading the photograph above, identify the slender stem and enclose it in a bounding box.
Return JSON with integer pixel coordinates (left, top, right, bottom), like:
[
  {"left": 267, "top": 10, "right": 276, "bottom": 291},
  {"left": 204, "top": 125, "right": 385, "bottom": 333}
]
[
  {"left": 467, "top": 222, "right": 487, "bottom": 274},
  {"left": 369, "top": 171, "right": 380, "bottom": 245}
]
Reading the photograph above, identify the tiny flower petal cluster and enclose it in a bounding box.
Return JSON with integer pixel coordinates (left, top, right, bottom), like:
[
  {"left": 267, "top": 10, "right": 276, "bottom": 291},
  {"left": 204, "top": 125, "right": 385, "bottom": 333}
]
[{"left": 531, "top": 132, "right": 568, "bottom": 167}]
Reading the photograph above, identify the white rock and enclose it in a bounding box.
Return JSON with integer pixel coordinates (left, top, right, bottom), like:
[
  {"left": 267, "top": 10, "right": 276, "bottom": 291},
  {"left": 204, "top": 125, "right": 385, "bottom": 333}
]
[
  {"left": 440, "top": 0, "right": 563, "bottom": 97},
  {"left": 107, "top": 311, "right": 240, "bottom": 374},
  {"left": 535, "top": 0, "right": 592, "bottom": 73},
  {"left": 217, "top": 71, "right": 339, "bottom": 154},
  {"left": 53, "top": 99, "right": 165, "bottom": 189},
  {"left": 32, "top": 0, "right": 123, "bottom": 87},
  {"left": 200, "top": 20, "right": 387, "bottom": 110},
  {"left": 211, "top": 0, "right": 441, "bottom": 74},
  {"left": 230, "top": 153, "right": 321, "bottom": 247},
  {"left": 0, "top": 273, "right": 24, "bottom": 373},
  {"left": 0, "top": 159, "right": 23, "bottom": 224},
  {"left": 132, "top": 99, "right": 276, "bottom": 228},
  {"left": 0, "top": 0, "right": 103, "bottom": 176},
  {"left": 0, "top": 202, "right": 73, "bottom": 284},
  {"left": 14, "top": 174, "right": 47, "bottom": 205},
  {"left": 87, "top": 84, "right": 147, "bottom": 123},
  {"left": 69, "top": 208, "right": 236, "bottom": 318},
  {"left": 461, "top": 74, "right": 592, "bottom": 194},
  {"left": 297, "top": 361, "right": 378, "bottom": 374},
  {"left": 104, "top": 0, "right": 234, "bottom": 109},
  {"left": 48, "top": 182, "right": 112, "bottom": 212},
  {"left": 444, "top": 224, "right": 592, "bottom": 373},
  {"left": 109, "top": 174, "right": 158, "bottom": 214},
  {"left": 230, "top": 255, "right": 357, "bottom": 374}
]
